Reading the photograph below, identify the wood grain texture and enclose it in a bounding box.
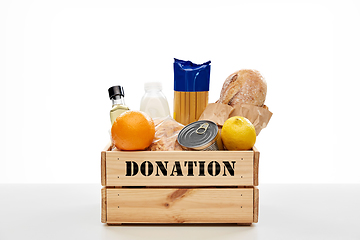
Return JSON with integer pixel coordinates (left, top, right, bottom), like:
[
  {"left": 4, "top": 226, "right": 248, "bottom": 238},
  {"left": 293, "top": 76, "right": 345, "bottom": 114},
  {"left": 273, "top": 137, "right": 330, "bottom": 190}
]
[
  {"left": 101, "top": 151, "right": 106, "bottom": 186},
  {"left": 101, "top": 187, "right": 107, "bottom": 223},
  {"left": 253, "top": 146, "right": 260, "bottom": 186},
  {"left": 253, "top": 187, "right": 259, "bottom": 223},
  {"left": 106, "top": 188, "right": 254, "bottom": 224},
  {"left": 101, "top": 143, "right": 112, "bottom": 186},
  {"left": 104, "top": 151, "right": 255, "bottom": 187}
]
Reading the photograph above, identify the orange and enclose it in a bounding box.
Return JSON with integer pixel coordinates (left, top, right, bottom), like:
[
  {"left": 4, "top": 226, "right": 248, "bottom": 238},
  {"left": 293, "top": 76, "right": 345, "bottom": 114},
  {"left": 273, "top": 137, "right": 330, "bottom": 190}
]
[{"left": 111, "top": 110, "right": 155, "bottom": 151}]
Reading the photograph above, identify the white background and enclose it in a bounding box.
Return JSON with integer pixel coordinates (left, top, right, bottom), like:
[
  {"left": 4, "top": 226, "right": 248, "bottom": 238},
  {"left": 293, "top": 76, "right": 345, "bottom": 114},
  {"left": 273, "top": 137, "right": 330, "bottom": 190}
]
[{"left": 1, "top": 0, "right": 359, "bottom": 184}]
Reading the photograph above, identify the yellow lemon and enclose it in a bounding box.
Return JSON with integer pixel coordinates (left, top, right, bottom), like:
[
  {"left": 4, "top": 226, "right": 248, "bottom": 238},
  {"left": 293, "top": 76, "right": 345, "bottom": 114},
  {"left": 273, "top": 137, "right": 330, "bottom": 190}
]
[{"left": 221, "top": 116, "right": 256, "bottom": 150}]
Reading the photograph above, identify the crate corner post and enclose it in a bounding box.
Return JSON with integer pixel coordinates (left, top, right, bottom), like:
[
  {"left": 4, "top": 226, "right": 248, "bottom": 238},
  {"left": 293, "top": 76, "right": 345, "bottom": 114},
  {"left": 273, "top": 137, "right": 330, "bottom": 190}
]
[
  {"left": 252, "top": 146, "right": 260, "bottom": 186},
  {"left": 253, "top": 187, "right": 259, "bottom": 223},
  {"left": 101, "top": 187, "right": 107, "bottom": 223}
]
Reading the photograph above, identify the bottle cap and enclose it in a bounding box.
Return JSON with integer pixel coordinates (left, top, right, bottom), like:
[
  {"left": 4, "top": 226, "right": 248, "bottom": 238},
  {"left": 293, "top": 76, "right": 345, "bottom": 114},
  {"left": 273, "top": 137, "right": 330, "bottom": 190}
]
[
  {"left": 144, "top": 82, "right": 162, "bottom": 91},
  {"left": 108, "top": 85, "right": 125, "bottom": 99}
]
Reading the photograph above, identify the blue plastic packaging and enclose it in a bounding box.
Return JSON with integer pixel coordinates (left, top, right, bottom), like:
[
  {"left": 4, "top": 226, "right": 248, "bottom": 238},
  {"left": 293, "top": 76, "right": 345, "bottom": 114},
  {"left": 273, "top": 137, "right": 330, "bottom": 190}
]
[{"left": 173, "top": 58, "right": 211, "bottom": 92}]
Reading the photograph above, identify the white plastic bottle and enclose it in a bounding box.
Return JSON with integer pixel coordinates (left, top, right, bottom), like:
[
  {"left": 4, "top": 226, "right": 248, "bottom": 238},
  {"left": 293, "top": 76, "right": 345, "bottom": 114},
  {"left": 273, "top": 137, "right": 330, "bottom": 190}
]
[{"left": 140, "top": 82, "right": 170, "bottom": 119}]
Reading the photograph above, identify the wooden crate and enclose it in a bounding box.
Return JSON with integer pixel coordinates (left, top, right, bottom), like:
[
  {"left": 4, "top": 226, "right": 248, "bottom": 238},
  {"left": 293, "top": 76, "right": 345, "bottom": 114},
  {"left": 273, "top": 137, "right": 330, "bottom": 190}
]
[
  {"left": 101, "top": 186, "right": 259, "bottom": 225},
  {"left": 101, "top": 143, "right": 260, "bottom": 225}
]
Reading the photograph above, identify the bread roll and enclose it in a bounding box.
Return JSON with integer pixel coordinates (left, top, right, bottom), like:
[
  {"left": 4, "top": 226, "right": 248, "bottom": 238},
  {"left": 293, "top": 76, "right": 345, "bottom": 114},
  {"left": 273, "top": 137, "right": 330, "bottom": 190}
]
[{"left": 218, "top": 69, "right": 267, "bottom": 107}]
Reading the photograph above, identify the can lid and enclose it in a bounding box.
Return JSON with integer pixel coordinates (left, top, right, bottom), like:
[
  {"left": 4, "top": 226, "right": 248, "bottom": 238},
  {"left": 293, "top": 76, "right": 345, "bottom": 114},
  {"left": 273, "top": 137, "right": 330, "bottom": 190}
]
[
  {"left": 177, "top": 120, "right": 218, "bottom": 150},
  {"left": 108, "top": 85, "right": 124, "bottom": 99}
]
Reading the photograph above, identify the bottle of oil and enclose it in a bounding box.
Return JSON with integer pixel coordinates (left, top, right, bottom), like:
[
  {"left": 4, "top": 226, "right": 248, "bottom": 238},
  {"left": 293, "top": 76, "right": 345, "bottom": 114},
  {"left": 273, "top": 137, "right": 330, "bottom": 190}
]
[{"left": 108, "top": 85, "right": 129, "bottom": 125}]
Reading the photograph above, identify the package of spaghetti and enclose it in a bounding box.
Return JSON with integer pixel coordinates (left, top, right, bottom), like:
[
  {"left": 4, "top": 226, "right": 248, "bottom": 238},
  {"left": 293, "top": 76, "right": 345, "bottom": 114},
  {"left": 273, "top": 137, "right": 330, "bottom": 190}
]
[{"left": 173, "top": 58, "right": 211, "bottom": 125}]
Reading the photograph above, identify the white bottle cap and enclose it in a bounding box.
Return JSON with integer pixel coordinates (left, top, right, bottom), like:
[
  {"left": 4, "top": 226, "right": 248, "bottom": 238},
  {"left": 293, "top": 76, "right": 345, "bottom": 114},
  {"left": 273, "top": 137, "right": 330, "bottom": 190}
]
[{"left": 144, "top": 82, "right": 162, "bottom": 91}]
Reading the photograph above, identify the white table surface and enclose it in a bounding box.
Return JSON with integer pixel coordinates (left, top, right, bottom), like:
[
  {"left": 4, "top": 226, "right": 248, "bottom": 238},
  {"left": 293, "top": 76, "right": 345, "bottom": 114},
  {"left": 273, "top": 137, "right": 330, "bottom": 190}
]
[{"left": 0, "top": 184, "right": 359, "bottom": 240}]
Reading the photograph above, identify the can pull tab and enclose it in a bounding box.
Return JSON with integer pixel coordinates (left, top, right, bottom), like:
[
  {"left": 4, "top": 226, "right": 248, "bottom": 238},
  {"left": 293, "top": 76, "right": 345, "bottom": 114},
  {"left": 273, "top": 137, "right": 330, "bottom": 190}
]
[{"left": 196, "top": 123, "right": 209, "bottom": 135}]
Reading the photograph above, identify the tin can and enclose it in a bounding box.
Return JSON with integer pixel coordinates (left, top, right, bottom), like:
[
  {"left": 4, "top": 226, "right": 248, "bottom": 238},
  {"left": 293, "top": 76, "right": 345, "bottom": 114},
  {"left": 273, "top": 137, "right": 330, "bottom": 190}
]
[{"left": 177, "top": 120, "right": 219, "bottom": 151}]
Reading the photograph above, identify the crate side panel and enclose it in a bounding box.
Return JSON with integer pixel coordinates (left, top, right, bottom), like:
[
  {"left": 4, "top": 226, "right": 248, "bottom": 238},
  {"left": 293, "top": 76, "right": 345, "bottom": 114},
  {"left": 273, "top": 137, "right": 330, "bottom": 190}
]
[
  {"left": 106, "top": 188, "right": 253, "bottom": 224},
  {"left": 253, "top": 187, "right": 259, "bottom": 223},
  {"left": 253, "top": 146, "right": 260, "bottom": 186},
  {"left": 101, "top": 151, "right": 106, "bottom": 186},
  {"left": 101, "top": 187, "right": 107, "bottom": 223},
  {"left": 105, "top": 151, "right": 254, "bottom": 186}
]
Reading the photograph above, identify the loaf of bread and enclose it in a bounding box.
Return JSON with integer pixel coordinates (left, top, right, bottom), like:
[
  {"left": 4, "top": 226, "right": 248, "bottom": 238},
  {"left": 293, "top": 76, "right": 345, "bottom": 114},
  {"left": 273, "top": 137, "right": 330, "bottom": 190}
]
[{"left": 218, "top": 69, "right": 267, "bottom": 107}]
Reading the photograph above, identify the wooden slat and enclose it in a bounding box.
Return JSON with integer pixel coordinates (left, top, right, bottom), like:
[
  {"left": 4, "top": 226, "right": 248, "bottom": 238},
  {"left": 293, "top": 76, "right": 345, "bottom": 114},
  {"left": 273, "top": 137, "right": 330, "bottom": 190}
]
[
  {"left": 105, "top": 151, "right": 255, "bottom": 187},
  {"left": 102, "top": 142, "right": 112, "bottom": 186},
  {"left": 106, "top": 188, "right": 254, "bottom": 224},
  {"left": 101, "top": 151, "right": 106, "bottom": 186},
  {"left": 253, "top": 146, "right": 260, "bottom": 186},
  {"left": 253, "top": 187, "right": 259, "bottom": 223},
  {"left": 101, "top": 187, "right": 107, "bottom": 223}
]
